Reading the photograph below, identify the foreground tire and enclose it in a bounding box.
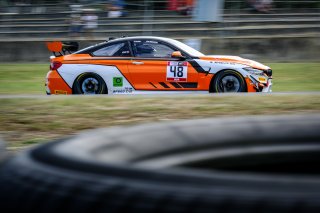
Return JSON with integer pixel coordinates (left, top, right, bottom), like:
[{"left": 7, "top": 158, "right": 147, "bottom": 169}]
[
  {"left": 0, "top": 138, "right": 7, "bottom": 163},
  {"left": 1, "top": 114, "right": 320, "bottom": 212},
  {"left": 73, "top": 72, "right": 107, "bottom": 94},
  {"left": 212, "top": 70, "right": 247, "bottom": 92}
]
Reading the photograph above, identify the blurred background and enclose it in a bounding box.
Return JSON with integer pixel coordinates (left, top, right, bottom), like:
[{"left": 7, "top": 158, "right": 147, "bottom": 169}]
[
  {"left": 0, "top": 0, "right": 320, "bottom": 151},
  {"left": 0, "top": 0, "right": 319, "bottom": 62},
  {"left": 1, "top": 2, "right": 320, "bottom": 210}
]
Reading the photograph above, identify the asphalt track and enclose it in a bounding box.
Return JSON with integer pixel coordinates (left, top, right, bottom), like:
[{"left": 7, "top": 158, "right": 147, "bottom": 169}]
[{"left": 0, "top": 91, "right": 320, "bottom": 99}]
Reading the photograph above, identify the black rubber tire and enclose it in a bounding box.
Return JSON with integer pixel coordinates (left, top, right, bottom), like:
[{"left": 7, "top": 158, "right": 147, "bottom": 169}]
[
  {"left": 1, "top": 114, "right": 320, "bottom": 212},
  {"left": 212, "top": 70, "right": 247, "bottom": 93},
  {"left": 0, "top": 138, "right": 7, "bottom": 163},
  {"left": 72, "top": 72, "right": 107, "bottom": 94}
]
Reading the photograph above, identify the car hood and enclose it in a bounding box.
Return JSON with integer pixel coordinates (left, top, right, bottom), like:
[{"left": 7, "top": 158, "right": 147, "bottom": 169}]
[{"left": 200, "top": 55, "right": 270, "bottom": 70}]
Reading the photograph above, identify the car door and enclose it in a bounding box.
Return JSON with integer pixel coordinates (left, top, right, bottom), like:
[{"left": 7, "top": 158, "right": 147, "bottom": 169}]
[
  {"left": 127, "top": 39, "right": 199, "bottom": 90},
  {"left": 89, "top": 41, "right": 135, "bottom": 92}
]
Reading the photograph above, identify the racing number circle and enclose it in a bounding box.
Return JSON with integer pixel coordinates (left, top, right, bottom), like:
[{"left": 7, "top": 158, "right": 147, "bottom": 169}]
[
  {"left": 73, "top": 73, "right": 107, "bottom": 94},
  {"left": 212, "top": 70, "right": 246, "bottom": 93}
]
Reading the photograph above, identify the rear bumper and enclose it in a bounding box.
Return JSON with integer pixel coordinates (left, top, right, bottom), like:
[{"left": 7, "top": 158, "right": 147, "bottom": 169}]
[{"left": 46, "top": 70, "right": 72, "bottom": 95}]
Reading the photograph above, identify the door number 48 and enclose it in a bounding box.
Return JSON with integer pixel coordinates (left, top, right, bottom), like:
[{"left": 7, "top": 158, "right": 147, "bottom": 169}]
[{"left": 166, "top": 61, "right": 188, "bottom": 82}]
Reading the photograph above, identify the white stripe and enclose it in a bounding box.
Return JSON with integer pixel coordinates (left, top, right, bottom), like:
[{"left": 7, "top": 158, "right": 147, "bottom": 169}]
[{"left": 57, "top": 64, "right": 134, "bottom": 94}]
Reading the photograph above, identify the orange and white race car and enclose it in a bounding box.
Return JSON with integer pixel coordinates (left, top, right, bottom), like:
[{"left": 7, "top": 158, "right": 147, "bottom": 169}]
[{"left": 45, "top": 36, "right": 272, "bottom": 95}]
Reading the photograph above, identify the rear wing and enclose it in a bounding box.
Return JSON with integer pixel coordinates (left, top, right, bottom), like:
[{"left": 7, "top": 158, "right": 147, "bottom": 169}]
[{"left": 46, "top": 41, "right": 79, "bottom": 57}]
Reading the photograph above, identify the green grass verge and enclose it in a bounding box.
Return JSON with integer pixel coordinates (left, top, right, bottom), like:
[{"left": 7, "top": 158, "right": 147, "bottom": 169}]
[
  {"left": 0, "top": 63, "right": 319, "bottom": 94},
  {"left": 0, "top": 64, "right": 47, "bottom": 94},
  {"left": 0, "top": 63, "right": 320, "bottom": 150},
  {"left": 1, "top": 94, "right": 320, "bottom": 150},
  {"left": 269, "top": 63, "right": 320, "bottom": 91}
]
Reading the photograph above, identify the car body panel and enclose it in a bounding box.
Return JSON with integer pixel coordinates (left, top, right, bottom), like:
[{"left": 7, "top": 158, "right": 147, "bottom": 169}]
[
  {"left": 46, "top": 70, "right": 72, "bottom": 95},
  {"left": 127, "top": 59, "right": 200, "bottom": 90}
]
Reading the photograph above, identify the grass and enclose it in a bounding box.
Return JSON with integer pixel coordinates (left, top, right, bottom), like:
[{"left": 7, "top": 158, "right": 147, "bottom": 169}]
[
  {"left": 1, "top": 94, "right": 320, "bottom": 150},
  {"left": 0, "top": 63, "right": 319, "bottom": 94},
  {"left": 0, "top": 64, "right": 46, "bottom": 94},
  {"left": 0, "top": 63, "right": 319, "bottom": 150},
  {"left": 269, "top": 63, "right": 320, "bottom": 91}
]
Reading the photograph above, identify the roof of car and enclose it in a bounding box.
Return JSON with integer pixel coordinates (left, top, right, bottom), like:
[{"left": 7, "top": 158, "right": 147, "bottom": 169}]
[
  {"left": 108, "top": 36, "right": 172, "bottom": 43},
  {"left": 75, "top": 36, "right": 174, "bottom": 55}
]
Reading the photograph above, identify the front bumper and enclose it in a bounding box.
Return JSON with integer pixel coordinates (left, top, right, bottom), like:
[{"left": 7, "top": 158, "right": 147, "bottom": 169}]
[
  {"left": 248, "top": 75, "right": 272, "bottom": 93},
  {"left": 261, "top": 78, "right": 272, "bottom": 92}
]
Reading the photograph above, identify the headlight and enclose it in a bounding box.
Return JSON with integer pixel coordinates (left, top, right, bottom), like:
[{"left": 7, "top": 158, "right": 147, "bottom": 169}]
[
  {"left": 243, "top": 67, "right": 265, "bottom": 76},
  {"left": 265, "top": 69, "right": 272, "bottom": 77}
]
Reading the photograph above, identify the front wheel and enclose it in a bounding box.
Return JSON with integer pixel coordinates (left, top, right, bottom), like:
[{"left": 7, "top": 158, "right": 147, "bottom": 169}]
[
  {"left": 212, "top": 70, "right": 247, "bottom": 93},
  {"left": 73, "top": 73, "right": 107, "bottom": 94}
]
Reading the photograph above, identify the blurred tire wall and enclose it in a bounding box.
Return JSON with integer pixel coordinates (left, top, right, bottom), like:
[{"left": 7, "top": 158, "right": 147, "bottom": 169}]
[{"left": 1, "top": 114, "right": 320, "bottom": 212}]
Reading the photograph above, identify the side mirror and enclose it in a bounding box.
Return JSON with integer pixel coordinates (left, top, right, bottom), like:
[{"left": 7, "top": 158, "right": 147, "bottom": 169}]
[{"left": 171, "top": 51, "right": 186, "bottom": 60}]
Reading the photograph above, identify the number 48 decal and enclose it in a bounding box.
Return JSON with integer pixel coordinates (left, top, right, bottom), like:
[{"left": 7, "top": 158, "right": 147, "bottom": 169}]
[{"left": 166, "top": 61, "right": 188, "bottom": 82}]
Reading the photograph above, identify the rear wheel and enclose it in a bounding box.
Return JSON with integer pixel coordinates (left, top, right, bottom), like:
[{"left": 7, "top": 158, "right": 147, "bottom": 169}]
[
  {"left": 212, "top": 70, "right": 246, "bottom": 93},
  {"left": 73, "top": 73, "right": 107, "bottom": 94}
]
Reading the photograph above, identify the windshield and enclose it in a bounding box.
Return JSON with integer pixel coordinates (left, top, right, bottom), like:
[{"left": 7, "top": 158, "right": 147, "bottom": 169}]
[{"left": 166, "top": 38, "right": 205, "bottom": 57}]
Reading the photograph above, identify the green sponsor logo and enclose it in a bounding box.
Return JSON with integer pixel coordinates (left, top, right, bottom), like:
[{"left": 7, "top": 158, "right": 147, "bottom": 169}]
[{"left": 113, "top": 77, "right": 123, "bottom": 87}]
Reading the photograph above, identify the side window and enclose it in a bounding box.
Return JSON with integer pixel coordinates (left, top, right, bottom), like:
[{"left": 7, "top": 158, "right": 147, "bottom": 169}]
[
  {"left": 132, "top": 40, "right": 176, "bottom": 58},
  {"left": 92, "top": 42, "right": 131, "bottom": 57}
]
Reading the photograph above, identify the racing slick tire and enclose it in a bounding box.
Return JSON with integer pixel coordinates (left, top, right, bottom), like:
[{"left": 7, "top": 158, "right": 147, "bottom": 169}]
[
  {"left": 1, "top": 114, "right": 320, "bottom": 212},
  {"left": 73, "top": 72, "right": 107, "bottom": 94},
  {"left": 211, "top": 70, "right": 247, "bottom": 93}
]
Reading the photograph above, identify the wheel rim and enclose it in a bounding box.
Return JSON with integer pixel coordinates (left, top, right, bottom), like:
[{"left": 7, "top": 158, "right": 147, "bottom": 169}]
[
  {"left": 81, "top": 78, "right": 99, "bottom": 94},
  {"left": 219, "top": 75, "right": 240, "bottom": 92}
]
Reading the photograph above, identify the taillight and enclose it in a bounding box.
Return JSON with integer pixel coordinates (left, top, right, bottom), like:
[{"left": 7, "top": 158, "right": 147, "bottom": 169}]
[{"left": 50, "top": 61, "right": 62, "bottom": 70}]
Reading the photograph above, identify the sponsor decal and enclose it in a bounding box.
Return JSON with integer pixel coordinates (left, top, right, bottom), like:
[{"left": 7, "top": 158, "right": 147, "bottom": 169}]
[
  {"left": 166, "top": 61, "right": 188, "bottom": 82},
  {"left": 54, "top": 90, "right": 67, "bottom": 95},
  {"left": 113, "top": 77, "right": 123, "bottom": 87},
  {"left": 214, "top": 61, "right": 236, "bottom": 65},
  {"left": 113, "top": 87, "right": 133, "bottom": 94},
  {"left": 258, "top": 77, "right": 267, "bottom": 83},
  {"left": 145, "top": 40, "right": 158, "bottom": 44}
]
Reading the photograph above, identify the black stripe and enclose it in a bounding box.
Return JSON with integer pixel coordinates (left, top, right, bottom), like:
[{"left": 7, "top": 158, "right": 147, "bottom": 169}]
[
  {"left": 179, "top": 82, "right": 198, "bottom": 88},
  {"left": 159, "top": 82, "right": 170, "bottom": 88},
  {"left": 170, "top": 82, "right": 182, "bottom": 88},
  {"left": 188, "top": 60, "right": 207, "bottom": 73},
  {"left": 149, "top": 82, "right": 157, "bottom": 88}
]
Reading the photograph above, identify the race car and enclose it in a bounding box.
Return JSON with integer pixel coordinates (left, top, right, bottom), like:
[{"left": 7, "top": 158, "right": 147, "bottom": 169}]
[{"left": 45, "top": 36, "right": 272, "bottom": 95}]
